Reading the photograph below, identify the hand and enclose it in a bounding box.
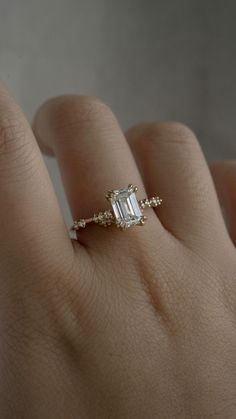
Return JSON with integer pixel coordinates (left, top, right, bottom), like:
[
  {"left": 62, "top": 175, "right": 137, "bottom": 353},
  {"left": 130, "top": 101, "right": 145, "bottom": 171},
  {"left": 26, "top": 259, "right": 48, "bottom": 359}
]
[{"left": 0, "top": 82, "right": 236, "bottom": 419}]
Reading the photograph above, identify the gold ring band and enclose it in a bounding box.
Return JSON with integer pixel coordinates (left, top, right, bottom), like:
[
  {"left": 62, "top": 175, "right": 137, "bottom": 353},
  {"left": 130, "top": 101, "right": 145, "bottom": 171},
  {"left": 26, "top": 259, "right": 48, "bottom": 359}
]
[{"left": 71, "top": 184, "right": 162, "bottom": 232}]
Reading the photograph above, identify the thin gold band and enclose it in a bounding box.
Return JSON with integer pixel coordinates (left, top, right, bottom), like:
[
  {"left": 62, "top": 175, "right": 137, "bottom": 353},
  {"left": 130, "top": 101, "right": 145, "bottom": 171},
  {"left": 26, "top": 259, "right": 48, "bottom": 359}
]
[{"left": 71, "top": 192, "right": 162, "bottom": 231}]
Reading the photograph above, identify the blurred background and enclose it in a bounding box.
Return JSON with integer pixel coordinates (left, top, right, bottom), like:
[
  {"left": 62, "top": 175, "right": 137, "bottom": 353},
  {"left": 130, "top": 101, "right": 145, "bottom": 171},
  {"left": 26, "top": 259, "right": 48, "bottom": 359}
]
[{"left": 1, "top": 0, "right": 236, "bottom": 223}]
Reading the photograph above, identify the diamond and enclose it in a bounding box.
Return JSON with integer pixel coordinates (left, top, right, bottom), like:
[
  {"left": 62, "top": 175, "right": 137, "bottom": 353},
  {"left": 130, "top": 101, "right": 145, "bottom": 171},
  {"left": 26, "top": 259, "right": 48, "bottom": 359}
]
[
  {"left": 108, "top": 187, "right": 142, "bottom": 228},
  {"left": 78, "top": 219, "right": 86, "bottom": 228}
]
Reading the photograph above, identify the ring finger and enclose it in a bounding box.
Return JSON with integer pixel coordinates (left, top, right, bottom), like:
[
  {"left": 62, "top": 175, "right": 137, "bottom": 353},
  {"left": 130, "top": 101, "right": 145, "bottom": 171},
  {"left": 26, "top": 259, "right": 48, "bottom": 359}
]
[{"left": 33, "top": 96, "right": 162, "bottom": 243}]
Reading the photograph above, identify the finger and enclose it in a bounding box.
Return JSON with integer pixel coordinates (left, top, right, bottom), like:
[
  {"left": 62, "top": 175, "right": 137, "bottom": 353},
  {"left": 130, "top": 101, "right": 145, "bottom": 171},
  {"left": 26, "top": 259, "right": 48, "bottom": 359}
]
[
  {"left": 33, "top": 96, "right": 160, "bottom": 236},
  {"left": 126, "top": 122, "right": 227, "bottom": 248},
  {"left": 0, "top": 82, "right": 73, "bottom": 267},
  {"left": 210, "top": 160, "right": 236, "bottom": 246}
]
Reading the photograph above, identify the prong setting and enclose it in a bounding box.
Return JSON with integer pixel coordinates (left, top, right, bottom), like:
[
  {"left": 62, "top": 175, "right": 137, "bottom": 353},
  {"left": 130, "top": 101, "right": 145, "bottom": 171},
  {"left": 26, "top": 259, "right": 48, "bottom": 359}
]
[
  {"left": 105, "top": 191, "right": 116, "bottom": 202},
  {"left": 138, "top": 215, "right": 147, "bottom": 226},
  {"left": 71, "top": 185, "right": 162, "bottom": 232}
]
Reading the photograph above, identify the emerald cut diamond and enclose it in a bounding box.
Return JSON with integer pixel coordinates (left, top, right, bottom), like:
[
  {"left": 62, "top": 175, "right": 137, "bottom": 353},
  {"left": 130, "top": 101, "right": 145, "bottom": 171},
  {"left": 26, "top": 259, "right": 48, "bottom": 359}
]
[{"left": 106, "top": 185, "right": 143, "bottom": 228}]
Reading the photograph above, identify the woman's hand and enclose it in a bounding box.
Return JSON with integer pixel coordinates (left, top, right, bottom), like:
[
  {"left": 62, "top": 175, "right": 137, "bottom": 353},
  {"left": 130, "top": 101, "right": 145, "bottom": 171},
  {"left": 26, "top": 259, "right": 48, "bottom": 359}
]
[{"left": 0, "top": 82, "right": 236, "bottom": 419}]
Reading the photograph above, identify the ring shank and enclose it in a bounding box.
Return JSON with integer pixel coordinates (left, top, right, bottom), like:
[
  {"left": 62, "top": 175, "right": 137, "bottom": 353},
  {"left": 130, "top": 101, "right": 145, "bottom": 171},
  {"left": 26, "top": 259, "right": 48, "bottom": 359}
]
[{"left": 71, "top": 196, "right": 162, "bottom": 231}]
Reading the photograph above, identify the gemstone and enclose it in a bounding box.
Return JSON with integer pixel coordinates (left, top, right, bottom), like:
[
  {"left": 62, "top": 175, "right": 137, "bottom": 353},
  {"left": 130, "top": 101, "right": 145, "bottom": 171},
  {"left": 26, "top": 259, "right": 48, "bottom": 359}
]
[{"left": 109, "top": 187, "right": 142, "bottom": 228}]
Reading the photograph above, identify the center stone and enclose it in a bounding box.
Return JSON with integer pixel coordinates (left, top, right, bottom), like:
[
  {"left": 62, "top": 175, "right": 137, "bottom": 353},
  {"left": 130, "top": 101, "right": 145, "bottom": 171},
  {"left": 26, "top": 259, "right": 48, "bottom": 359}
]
[{"left": 110, "top": 188, "right": 142, "bottom": 228}]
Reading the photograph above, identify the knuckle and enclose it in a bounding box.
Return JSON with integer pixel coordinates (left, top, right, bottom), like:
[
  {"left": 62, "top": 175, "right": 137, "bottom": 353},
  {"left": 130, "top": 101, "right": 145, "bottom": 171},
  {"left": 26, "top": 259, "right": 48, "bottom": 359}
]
[
  {"left": 52, "top": 95, "right": 116, "bottom": 134},
  {"left": 152, "top": 121, "right": 199, "bottom": 148},
  {"left": 0, "top": 115, "right": 26, "bottom": 155},
  {"left": 129, "top": 121, "right": 200, "bottom": 151},
  {"left": 0, "top": 114, "right": 36, "bottom": 180}
]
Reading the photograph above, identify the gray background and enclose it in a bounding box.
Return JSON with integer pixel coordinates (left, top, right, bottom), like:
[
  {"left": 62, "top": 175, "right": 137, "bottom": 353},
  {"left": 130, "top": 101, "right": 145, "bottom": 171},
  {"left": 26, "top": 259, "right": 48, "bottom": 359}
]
[{"left": 1, "top": 0, "right": 236, "bottom": 224}]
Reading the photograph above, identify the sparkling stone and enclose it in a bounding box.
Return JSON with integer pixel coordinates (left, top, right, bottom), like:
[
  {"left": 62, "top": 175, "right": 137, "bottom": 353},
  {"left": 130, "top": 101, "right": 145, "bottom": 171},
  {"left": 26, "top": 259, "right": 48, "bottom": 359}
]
[
  {"left": 78, "top": 219, "right": 86, "bottom": 228},
  {"left": 110, "top": 188, "right": 142, "bottom": 228}
]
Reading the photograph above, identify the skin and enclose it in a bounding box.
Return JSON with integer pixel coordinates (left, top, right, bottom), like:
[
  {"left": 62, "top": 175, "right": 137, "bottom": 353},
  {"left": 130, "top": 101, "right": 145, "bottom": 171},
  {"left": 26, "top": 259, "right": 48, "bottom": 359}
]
[{"left": 0, "top": 81, "right": 235, "bottom": 419}]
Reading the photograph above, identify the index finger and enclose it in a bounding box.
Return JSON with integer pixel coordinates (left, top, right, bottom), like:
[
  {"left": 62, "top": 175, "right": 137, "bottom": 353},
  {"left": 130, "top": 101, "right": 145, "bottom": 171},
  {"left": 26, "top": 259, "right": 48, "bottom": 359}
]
[{"left": 0, "top": 82, "right": 73, "bottom": 270}]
